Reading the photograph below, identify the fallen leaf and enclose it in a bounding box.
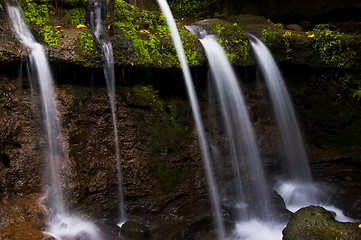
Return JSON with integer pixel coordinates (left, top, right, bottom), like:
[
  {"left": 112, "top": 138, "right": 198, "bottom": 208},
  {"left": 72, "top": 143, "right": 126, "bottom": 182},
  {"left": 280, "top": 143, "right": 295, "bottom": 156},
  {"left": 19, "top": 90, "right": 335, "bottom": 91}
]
[
  {"left": 139, "top": 29, "right": 150, "bottom": 34},
  {"left": 55, "top": 26, "right": 62, "bottom": 29},
  {"left": 308, "top": 33, "right": 315, "bottom": 38},
  {"left": 77, "top": 24, "right": 87, "bottom": 29}
]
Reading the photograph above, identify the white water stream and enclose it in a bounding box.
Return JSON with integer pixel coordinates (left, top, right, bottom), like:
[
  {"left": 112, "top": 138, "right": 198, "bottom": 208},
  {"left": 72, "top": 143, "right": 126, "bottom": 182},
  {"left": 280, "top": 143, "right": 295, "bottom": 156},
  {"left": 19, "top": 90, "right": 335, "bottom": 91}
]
[
  {"left": 91, "top": 0, "right": 127, "bottom": 224},
  {"left": 249, "top": 35, "right": 356, "bottom": 225},
  {"left": 198, "top": 33, "right": 272, "bottom": 221},
  {"left": 7, "top": 4, "right": 103, "bottom": 239},
  {"left": 156, "top": 0, "right": 226, "bottom": 239}
]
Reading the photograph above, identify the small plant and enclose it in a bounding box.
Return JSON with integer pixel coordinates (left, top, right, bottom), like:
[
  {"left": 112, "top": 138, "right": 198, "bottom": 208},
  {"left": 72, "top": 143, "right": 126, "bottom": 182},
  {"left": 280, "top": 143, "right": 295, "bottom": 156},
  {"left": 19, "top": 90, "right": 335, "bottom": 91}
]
[
  {"left": 261, "top": 29, "right": 279, "bottom": 48},
  {"left": 66, "top": 8, "right": 86, "bottom": 26},
  {"left": 39, "top": 25, "right": 63, "bottom": 46},
  {"left": 19, "top": 0, "right": 50, "bottom": 25},
  {"left": 168, "top": 0, "right": 215, "bottom": 18},
  {"left": 78, "top": 30, "right": 94, "bottom": 56},
  {"left": 212, "top": 22, "right": 249, "bottom": 64},
  {"left": 353, "top": 90, "right": 361, "bottom": 101},
  {"left": 282, "top": 31, "right": 293, "bottom": 60},
  {"left": 309, "top": 24, "right": 356, "bottom": 67},
  {"left": 0, "top": 93, "right": 7, "bottom": 107},
  {"left": 114, "top": 0, "right": 180, "bottom": 66}
]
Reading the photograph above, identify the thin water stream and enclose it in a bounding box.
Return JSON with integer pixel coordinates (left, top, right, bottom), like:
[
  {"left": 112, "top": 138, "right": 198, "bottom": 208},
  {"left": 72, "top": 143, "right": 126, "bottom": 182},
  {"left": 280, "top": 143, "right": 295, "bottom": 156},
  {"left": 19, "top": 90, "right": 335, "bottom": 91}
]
[
  {"left": 91, "top": 0, "right": 127, "bottom": 223},
  {"left": 156, "top": 0, "right": 226, "bottom": 239}
]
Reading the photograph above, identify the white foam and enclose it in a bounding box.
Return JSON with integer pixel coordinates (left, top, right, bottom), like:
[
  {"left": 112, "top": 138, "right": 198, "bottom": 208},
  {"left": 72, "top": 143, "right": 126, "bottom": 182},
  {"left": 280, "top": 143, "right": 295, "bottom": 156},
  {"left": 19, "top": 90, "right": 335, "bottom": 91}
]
[
  {"left": 45, "top": 213, "right": 103, "bottom": 240},
  {"left": 232, "top": 219, "right": 285, "bottom": 240}
]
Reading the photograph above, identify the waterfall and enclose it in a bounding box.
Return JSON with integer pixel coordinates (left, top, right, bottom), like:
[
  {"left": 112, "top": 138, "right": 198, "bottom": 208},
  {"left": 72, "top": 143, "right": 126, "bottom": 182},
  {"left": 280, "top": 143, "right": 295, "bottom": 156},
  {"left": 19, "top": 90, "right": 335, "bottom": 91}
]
[
  {"left": 155, "top": 0, "right": 226, "bottom": 239},
  {"left": 249, "top": 35, "right": 318, "bottom": 211},
  {"left": 91, "top": 0, "right": 127, "bottom": 223},
  {"left": 7, "top": 4, "right": 103, "bottom": 239},
  {"left": 198, "top": 32, "right": 273, "bottom": 221}
]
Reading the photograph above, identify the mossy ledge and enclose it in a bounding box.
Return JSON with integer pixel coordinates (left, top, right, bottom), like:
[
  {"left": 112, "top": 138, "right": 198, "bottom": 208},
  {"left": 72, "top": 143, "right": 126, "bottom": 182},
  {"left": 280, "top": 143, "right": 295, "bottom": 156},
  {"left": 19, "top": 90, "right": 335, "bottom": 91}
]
[{"left": 0, "top": 1, "right": 361, "bottom": 69}]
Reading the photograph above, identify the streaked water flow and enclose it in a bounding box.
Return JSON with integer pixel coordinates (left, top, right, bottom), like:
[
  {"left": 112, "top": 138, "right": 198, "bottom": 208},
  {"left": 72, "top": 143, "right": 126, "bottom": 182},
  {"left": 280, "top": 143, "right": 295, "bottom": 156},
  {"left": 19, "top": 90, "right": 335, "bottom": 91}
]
[
  {"left": 156, "top": 0, "right": 226, "bottom": 238},
  {"left": 91, "top": 0, "right": 127, "bottom": 223},
  {"left": 7, "top": 4, "right": 103, "bottom": 239},
  {"left": 249, "top": 35, "right": 317, "bottom": 210}
]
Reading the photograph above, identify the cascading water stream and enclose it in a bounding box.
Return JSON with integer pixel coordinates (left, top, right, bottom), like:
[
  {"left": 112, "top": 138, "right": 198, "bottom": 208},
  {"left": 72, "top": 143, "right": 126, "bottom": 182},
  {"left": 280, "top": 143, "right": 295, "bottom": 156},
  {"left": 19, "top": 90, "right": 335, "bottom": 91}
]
[
  {"left": 7, "top": 4, "right": 103, "bottom": 239},
  {"left": 186, "top": 26, "right": 284, "bottom": 240},
  {"left": 155, "top": 0, "right": 225, "bottom": 239},
  {"left": 91, "top": 0, "right": 127, "bottom": 224},
  {"left": 249, "top": 35, "right": 357, "bottom": 223},
  {"left": 249, "top": 35, "right": 319, "bottom": 211},
  {"left": 196, "top": 32, "right": 273, "bottom": 221}
]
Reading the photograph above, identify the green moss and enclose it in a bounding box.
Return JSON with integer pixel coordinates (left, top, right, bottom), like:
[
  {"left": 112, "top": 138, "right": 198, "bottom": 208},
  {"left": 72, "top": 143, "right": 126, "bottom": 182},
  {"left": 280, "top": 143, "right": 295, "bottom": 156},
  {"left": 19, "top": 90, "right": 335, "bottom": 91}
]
[
  {"left": 61, "top": 84, "right": 91, "bottom": 106},
  {"left": 128, "top": 85, "right": 191, "bottom": 152},
  {"left": 153, "top": 157, "right": 181, "bottom": 193},
  {"left": 62, "top": 0, "right": 87, "bottom": 7},
  {"left": 19, "top": 0, "right": 50, "bottom": 25},
  {"left": 261, "top": 28, "right": 280, "bottom": 47},
  {"left": 38, "top": 25, "right": 63, "bottom": 46},
  {"left": 126, "top": 84, "right": 190, "bottom": 193},
  {"left": 309, "top": 24, "right": 356, "bottom": 68},
  {"left": 261, "top": 28, "right": 301, "bottom": 61},
  {"left": 0, "top": 92, "right": 7, "bottom": 108},
  {"left": 211, "top": 22, "right": 249, "bottom": 65},
  {"left": 65, "top": 8, "right": 86, "bottom": 26},
  {"left": 78, "top": 30, "right": 94, "bottom": 56},
  {"left": 168, "top": 0, "right": 219, "bottom": 18},
  {"left": 179, "top": 26, "right": 202, "bottom": 65},
  {"left": 113, "top": 0, "right": 199, "bottom": 67}
]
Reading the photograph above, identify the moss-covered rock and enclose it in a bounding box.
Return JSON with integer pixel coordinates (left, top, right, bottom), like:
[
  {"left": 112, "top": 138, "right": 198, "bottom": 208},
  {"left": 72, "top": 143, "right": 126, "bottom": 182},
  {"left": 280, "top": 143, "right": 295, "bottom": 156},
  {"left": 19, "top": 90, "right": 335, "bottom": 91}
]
[
  {"left": 120, "top": 221, "right": 151, "bottom": 240},
  {"left": 2, "top": 0, "right": 361, "bottom": 69},
  {"left": 283, "top": 206, "right": 361, "bottom": 240}
]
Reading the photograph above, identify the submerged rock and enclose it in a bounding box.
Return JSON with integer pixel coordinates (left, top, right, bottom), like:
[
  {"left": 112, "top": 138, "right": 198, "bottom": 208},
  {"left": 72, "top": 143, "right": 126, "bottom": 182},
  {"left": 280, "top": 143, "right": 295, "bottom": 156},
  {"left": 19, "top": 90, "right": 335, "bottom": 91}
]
[{"left": 283, "top": 206, "right": 361, "bottom": 240}]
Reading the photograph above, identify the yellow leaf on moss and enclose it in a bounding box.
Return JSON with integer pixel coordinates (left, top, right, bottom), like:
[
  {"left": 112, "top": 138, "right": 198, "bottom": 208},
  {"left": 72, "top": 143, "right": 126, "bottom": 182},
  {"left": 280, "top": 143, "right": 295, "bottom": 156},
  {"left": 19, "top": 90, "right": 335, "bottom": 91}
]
[
  {"left": 308, "top": 33, "right": 315, "bottom": 38},
  {"left": 77, "top": 24, "right": 87, "bottom": 29}
]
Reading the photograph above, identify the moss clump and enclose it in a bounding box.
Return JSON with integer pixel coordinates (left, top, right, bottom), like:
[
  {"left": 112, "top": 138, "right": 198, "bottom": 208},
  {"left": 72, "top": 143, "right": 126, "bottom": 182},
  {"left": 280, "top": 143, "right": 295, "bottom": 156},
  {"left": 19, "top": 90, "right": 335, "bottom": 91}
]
[
  {"left": 65, "top": 8, "right": 86, "bottom": 26},
  {"left": 283, "top": 206, "right": 361, "bottom": 240},
  {"left": 19, "top": 0, "right": 50, "bottom": 25},
  {"left": 129, "top": 85, "right": 191, "bottom": 152},
  {"left": 38, "top": 25, "right": 63, "bottom": 46},
  {"left": 168, "top": 0, "right": 220, "bottom": 18},
  {"left": 78, "top": 30, "right": 94, "bottom": 57},
  {"left": 113, "top": 0, "right": 200, "bottom": 66},
  {"left": 0, "top": 92, "right": 7, "bottom": 108},
  {"left": 211, "top": 22, "right": 249, "bottom": 65},
  {"left": 114, "top": 0, "right": 175, "bottom": 66},
  {"left": 309, "top": 24, "right": 356, "bottom": 68},
  {"left": 62, "top": 0, "right": 88, "bottom": 7},
  {"left": 127, "top": 85, "right": 190, "bottom": 192},
  {"left": 153, "top": 157, "right": 182, "bottom": 193}
]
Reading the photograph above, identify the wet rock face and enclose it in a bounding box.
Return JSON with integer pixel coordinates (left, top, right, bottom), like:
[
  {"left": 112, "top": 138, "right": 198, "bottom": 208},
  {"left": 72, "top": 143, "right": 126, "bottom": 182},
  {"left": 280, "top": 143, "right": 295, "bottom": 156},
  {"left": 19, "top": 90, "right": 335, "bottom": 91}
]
[
  {"left": 0, "top": 72, "right": 43, "bottom": 201},
  {"left": 283, "top": 206, "right": 361, "bottom": 240},
  {"left": 0, "top": 197, "right": 51, "bottom": 240},
  {"left": 0, "top": 67, "right": 210, "bottom": 233}
]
